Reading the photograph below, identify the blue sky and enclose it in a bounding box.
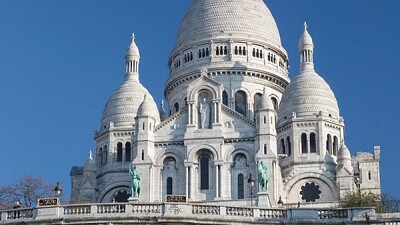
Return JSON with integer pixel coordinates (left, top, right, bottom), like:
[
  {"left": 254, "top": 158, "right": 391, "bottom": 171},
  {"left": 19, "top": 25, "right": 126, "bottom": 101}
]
[{"left": 0, "top": 0, "right": 399, "bottom": 199}]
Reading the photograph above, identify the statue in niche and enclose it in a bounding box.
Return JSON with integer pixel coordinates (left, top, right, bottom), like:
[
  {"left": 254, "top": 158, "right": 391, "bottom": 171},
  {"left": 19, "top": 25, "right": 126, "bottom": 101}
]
[
  {"left": 199, "top": 98, "right": 210, "bottom": 129},
  {"left": 257, "top": 161, "right": 269, "bottom": 192},
  {"left": 129, "top": 164, "right": 141, "bottom": 198}
]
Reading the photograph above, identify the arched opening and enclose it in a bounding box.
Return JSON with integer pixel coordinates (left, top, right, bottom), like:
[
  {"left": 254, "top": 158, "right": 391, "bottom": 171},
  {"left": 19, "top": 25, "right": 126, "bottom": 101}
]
[
  {"left": 286, "top": 137, "right": 291, "bottom": 156},
  {"left": 99, "top": 147, "right": 103, "bottom": 166},
  {"left": 333, "top": 136, "right": 338, "bottom": 156},
  {"left": 167, "top": 177, "right": 173, "bottom": 195},
  {"left": 200, "top": 155, "right": 210, "bottom": 190},
  {"left": 141, "top": 150, "right": 145, "bottom": 161},
  {"left": 271, "top": 97, "right": 278, "bottom": 111},
  {"left": 113, "top": 190, "right": 129, "bottom": 203},
  {"left": 264, "top": 144, "right": 267, "bottom": 155},
  {"left": 253, "top": 93, "right": 262, "bottom": 112},
  {"left": 281, "top": 139, "right": 286, "bottom": 154},
  {"left": 238, "top": 174, "right": 244, "bottom": 199},
  {"left": 103, "top": 145, "right": 108, "bottom": 165},
  {"left": 235, "top": 91, "right": 247, "bottom": 116},
  {"left": 117, "top": 142, "right": 123, "bottom": 162},
  {"left": 368, "top": 171, "right": 372, "bottom": 180},
  {"left": 125, "top": 142, "right": 131, "bottom": 162},
  {"left": 301, "top": 133, "right": 308, "bottom": 153},
  {"left": 310, "top": 133, "right": 317, "bottom": 153},
  {"left": 222, "top": 91, "right": 229, "bottom": 106},
  {"left": 174, "top": 102, "right": 179, "bottom": 113},
  {"left": 326, "top": 134, "right": 332, "bottom": 155}
]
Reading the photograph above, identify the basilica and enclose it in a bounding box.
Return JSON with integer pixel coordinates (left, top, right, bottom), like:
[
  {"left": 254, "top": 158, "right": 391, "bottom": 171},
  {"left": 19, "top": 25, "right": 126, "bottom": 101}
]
[{"left": 70, "top": 0, "right": 381, "bottom": 207}]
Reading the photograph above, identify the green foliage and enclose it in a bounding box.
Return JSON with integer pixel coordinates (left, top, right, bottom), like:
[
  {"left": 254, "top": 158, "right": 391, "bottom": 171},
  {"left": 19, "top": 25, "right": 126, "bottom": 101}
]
[{"left": 339, "top": 191, "right": 383, "bottom": 212}]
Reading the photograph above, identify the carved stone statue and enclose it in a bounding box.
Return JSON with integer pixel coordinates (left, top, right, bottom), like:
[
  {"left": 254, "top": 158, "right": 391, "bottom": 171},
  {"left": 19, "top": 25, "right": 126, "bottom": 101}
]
[
  {"left": 129, "top": 164, "right": 141, "bottom": 198},
  {"left": 257, "top": 161, "right": 269, "bottom": 192},
  {"left": 199, "top": 98, "right": 210, "bottom": 129}
]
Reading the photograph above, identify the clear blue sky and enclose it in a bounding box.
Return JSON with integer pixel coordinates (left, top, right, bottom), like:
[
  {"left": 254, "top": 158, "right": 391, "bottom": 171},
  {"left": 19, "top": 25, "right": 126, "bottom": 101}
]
[{"left": 0, "top": 0, "right": 399, "bottom": 199}]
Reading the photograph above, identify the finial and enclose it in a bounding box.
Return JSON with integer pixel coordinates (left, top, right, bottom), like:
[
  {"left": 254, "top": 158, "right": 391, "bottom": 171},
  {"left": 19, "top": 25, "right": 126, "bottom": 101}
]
[
  {"left": 161, "top": 99, "right": 165, "bottom": 109},
  {"left": 89, "top": 150, "right": 93, "bottom": 160},
  {"left": 304, "top": 22, "right": 308, "bottom": 31},
  {"left": 131, "top": 33, "right": 135, "bottom": 43}
]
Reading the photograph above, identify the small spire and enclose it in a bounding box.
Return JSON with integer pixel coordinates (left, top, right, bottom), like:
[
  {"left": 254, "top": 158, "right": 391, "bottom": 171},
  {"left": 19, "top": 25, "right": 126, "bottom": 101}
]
[
  {"left": 160, "top": 99, "right": 165, "bottom": 110},
  {"left": 131, "top": 33, "right": 135, "bottom": 43},
  {"left": 304, "top": 22, "right": 308, "bottom": 32},
  {"left": 89, "top": 150, "right": 93, "bottom": 160}
]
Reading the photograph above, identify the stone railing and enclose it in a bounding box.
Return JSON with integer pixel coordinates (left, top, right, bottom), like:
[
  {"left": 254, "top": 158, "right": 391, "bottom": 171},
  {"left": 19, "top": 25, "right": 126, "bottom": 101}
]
[{"left": 0, "top": 203, "right": 389, "bottom": 224}]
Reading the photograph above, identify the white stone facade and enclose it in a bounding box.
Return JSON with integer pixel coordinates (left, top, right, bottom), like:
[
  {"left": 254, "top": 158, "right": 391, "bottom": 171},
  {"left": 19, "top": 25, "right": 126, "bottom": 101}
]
[{"left": 70, "top": 0, "right": 381, "bottom": 207}]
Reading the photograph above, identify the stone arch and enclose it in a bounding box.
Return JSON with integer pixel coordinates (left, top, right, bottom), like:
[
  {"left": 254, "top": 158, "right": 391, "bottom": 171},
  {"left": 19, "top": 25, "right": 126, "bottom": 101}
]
[
  {"left": 224, "top": 145, "right": 253, "bottom": 163},
  {"left": 188, "top": 145, "right": 219, "bottom": 162},
  {"left": 188, "top": 84, "right": 219, "bottom": 102},
  {"left": 284, "top": 172, "right": 338, "bottom": 203},
  {"left": 99, "top": 181, "right": 131, "bottom": 203},
  {"left": 154, "top": 151, "right": 183, "bottom": 167}
]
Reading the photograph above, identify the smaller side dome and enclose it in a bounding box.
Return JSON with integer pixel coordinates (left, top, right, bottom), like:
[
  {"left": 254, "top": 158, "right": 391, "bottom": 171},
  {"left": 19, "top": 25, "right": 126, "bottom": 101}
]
[
  {"left": 83, "top": 151, "right": 96, "bottom": 172},
  {"left": 258, "top": 87, "right": 274, "bottom": 110},
  {"left": 138, "top": 94, "right": 157, "bottom": 118}
]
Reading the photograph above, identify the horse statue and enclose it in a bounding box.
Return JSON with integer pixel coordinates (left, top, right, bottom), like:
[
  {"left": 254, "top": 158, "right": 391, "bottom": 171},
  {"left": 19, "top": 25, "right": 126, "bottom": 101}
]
[
  {"left": 129, "top": 164, "right": 142, "bottom": 198},
  {"left": 257, "top": 161, "right": 269, "bottom": 192}
]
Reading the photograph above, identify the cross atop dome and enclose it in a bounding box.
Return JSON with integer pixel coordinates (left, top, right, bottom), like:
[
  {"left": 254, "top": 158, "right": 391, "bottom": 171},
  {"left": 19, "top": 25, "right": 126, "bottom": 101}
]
[
  {"left": 304, "top": 22, "right": 308, "bottom": 31},
  {"left": 131, "top": 33, "right": 135, "bottom": 43}
]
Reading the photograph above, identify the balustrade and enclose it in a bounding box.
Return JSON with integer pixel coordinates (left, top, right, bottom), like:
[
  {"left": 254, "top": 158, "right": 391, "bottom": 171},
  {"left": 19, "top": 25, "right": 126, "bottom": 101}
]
[
  {"left": 192, "top": 205, "right": 220, "bottom": 215},
  {"left": 259, "top": 208, "right": 287, "bottom": 218}
]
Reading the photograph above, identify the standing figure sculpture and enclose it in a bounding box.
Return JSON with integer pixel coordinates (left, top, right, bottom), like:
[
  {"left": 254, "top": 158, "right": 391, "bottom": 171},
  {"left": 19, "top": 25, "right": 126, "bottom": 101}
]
[
  {"left": 199, "top": 98, "right": 210, "bottom": 129},
  {"left": 257, "top": 161, "right": 269, "bottom": 192},
  {"left": 129, "top": 164, "right": 142, "bottom": 198}
]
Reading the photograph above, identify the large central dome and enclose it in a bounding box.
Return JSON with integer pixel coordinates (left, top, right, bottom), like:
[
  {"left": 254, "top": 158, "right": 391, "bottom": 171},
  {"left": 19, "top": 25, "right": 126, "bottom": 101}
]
[{"left": 176, "top": 0, "right": 282, "bottom": 48}]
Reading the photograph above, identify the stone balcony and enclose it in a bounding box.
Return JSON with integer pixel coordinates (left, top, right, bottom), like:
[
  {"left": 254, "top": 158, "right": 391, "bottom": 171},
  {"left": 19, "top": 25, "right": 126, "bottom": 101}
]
[{"left": 0, "top": 202, "right": 398, "bottom": 225}]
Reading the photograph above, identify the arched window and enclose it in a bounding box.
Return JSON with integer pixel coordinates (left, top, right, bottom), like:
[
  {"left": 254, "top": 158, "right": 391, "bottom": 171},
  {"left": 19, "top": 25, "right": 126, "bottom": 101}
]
[
  {"left": 224, "top": 46, "right": 228, "bottom": 55},
  {"left": 200, "top": 155, "right": 210, "bottom": 190},
  {"left": 223, "top": 91, "right": 229, "bottom": 106},
  {"left": 117, "top": 142, "right": 123, "bottom": 162},
  {"left": 271, "top": 97, "right": 278, "bottom": 111},
  {"left": 368, "top": 171, "right": 372, "bottom": 180},
  {"left": 125, "top": 142, "right": 131, "bottom": 162},
  {"left": 235, "top": 91, "right": 247, "bottom": 116},
  {"left": 103, "top": 145, "right": 108, "bottom": 166},
  {"left": 238, "top": 174, "right": 244, "bottom": 199},
  {"left": 264, "top": 144, "right": 267, "bottom": 154},
  {"left": 167, "top": 177, "right": 173, "bottom": 195},
  {"left": 206, "top": 48, "right": 209, "bottom": 57},
  {"left": 174, "top": 102, "right": 179, "bottom": 112},
  {"left": 216, "top": 47, "right": 220, "bottom": 56},
  {"left": 234, "top": 46, "right": 238, "bottom": 55},
  {"left": 252, "top": 48, "right": 256, "bottom": 57},
  {"left": 310, "top": 133, "right": 317, "bottom": 153},
  {"left": 281, "top": 139, "right": 286, "bottom": 154},
  {"left": 243, "top": 47, "right": 246, "bottom": 56},
  {"left": 239, "top": 46, "right": 242, "bottom": 55},
  {"left": 326, "top": 134, "right": 332, "bottom": 154},
  {"left": 198, "top": 49, "right": 201, "bottom": 58},
  {"left": 260, "top": 50, "right": 263, "bottom": 59},
  {"left": 253, "top": 93, "right": 262, "bottom": 112},
  {"left": 301, "top": 133, "right": 308, "bottom": 153},
  {"left": 99, "top": 147, "right": 103, "bottom": 166},
  {"left": 333, "top": 136, "right": 338, "bottom": 156},
  {"left": 141, "top": 150, "right": 145, "bottom": 161},
  {"left": 287, "top": 137, "right": 291, "bottom": 156}
]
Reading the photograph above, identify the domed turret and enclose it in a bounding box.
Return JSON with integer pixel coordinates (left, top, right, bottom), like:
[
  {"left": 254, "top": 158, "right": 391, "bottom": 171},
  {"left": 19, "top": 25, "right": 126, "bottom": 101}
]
[
  {"left": 278, "top": 24, "right": 339, "bottom": 126},
  {"left": 258, "top": 87, "right": 274, "bottom": 110},
  {"left": 100, "top": 35, "right": 160, "bottom": 128},
  {"left": 83, "top": 151, "right": 96, "bottom": 172},
  {"left": 138, "top": 94, "right": 156, "bottom": 118},
  {"left": 337, "top": 143, "right": 352, "bottom": 171}
]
